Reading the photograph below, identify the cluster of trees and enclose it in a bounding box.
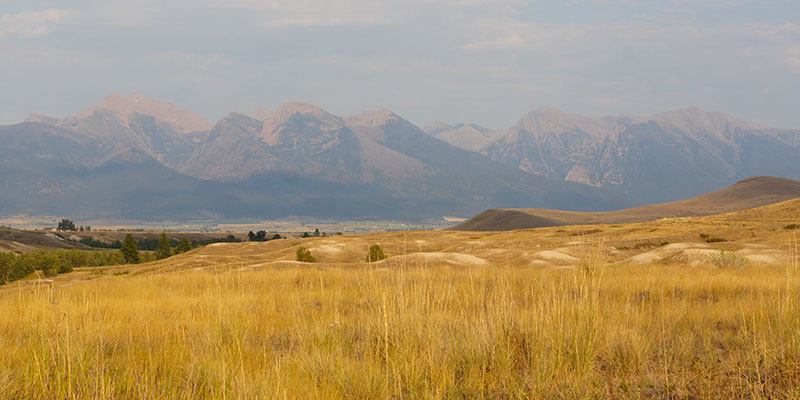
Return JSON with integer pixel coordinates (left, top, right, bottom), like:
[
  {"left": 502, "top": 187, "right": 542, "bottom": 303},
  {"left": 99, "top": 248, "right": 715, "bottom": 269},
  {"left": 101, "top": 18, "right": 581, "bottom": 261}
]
[
  {"left": 0, "top": 249, "right": 126, "bottom": 284},
  {"left": 119, "top": 233, "right": 195, "bottom": 264},
  {"left": 302, "top": 229, "right": 321, "bottom": 238},
  {"left": 57, "top": 219, "right": 91, "bottom": 232},
  {"left": 247, "top": 231, "right": 281, "bottom": 242}
]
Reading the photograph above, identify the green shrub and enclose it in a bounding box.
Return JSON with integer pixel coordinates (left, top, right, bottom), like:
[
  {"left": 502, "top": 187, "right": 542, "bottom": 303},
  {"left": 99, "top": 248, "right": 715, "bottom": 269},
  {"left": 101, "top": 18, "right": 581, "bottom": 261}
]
[
  {"left": 706, "top": 237, "right": 727, "bottom": 243},
  {"left": 699, "top": 233, "right": 710, "bottom": 239},
  {"left": 296, "top": 247, "right": 316, "bottom": 263},
  {"left": 785, "top": 224, "right": 798, "bottom": 230},
  {"left": 710, "top": 249, "right": 749, "bottom": 268},
  {"left": 366, "top": 244, "right": 387, "bottom": 263}
]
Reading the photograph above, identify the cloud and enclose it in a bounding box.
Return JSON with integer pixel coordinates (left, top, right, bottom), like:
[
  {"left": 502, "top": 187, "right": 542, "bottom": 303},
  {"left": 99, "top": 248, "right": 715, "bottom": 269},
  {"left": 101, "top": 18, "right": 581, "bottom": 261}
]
[
  {"left": 0, "top": 9, "right": 70, "bottom": 39},
  {"left": 463, "top": 33, "right": 525, "bottom": 52}
]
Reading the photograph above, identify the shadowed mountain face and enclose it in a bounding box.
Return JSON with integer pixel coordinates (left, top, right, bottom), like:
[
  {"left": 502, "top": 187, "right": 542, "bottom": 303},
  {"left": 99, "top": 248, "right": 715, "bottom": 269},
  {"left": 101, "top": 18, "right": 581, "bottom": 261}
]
[{"left": 1, "top": 94, "right": 632, "bottom": 221}]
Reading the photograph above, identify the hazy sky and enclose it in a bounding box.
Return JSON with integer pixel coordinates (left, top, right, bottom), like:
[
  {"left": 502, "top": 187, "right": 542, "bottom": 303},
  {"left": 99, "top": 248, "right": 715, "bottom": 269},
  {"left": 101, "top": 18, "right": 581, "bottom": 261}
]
[{"left": 1, "top": 0, "right": 799, "bottom": 129}]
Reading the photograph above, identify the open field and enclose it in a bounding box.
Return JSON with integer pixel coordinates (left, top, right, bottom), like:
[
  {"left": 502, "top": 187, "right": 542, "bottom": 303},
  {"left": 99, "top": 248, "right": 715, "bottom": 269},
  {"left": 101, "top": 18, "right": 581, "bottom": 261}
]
[{"left": 0, "top": 199, "right": 799, "bottom": 398}]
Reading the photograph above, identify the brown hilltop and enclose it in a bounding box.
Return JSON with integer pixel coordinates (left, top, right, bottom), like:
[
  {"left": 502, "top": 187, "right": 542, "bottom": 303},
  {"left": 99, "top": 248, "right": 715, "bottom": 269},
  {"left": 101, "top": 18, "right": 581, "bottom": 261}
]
[{"left": 453, "top": 176, "right": 800, "bottom": 231}]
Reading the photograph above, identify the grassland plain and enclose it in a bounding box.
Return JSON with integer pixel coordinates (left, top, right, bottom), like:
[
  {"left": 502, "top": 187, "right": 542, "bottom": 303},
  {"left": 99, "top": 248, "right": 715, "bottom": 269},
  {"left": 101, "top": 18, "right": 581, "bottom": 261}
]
[{"left": 1, "top": 199, "right": 800, "bottom": 398}]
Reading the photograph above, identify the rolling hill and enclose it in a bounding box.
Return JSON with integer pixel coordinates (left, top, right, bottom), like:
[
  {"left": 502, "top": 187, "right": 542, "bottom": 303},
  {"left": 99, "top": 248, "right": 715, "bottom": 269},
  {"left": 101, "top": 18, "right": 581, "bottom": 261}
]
[{"left": 453, "top": 176, "right": 800, "bottom": 231}]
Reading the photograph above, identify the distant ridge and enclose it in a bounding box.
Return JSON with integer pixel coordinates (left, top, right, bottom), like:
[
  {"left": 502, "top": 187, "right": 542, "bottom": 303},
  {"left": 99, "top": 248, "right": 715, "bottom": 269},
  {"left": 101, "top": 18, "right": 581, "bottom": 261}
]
[{"left": 453, "top": 176, "right": 800, "bottom": 231}]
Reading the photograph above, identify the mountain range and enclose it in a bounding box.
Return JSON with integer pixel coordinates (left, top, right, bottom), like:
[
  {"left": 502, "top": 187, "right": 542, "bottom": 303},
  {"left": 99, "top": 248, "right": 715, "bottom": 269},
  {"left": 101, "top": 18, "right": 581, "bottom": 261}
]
[
  {"left": 2, "top": 92, "right": 799, "bottom": 221},
  {"left": 428, "top": 107, "right": 800, "bottom": 204}
]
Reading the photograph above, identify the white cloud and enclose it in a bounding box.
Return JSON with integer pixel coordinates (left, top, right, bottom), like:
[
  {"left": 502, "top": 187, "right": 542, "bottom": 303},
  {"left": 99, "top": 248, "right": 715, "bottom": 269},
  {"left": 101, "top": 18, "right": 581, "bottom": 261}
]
[{"left": 0, "top": 9, "right": 70, "bottom": 39}]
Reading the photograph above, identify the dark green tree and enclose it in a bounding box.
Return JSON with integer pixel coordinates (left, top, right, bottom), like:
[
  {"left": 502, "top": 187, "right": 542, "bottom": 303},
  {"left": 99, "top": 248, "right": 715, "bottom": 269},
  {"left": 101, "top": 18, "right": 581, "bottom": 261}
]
[
  {"left": 58, "top": 219, "right": 77, "bottom": 231},
  {"left": 155, "top": 232, "right": 172, "bottom": 260},
  {"left": 247, "top": 231, "right": 256, "bottom": 241},
  {"left": 120, "top": 234, "right": 140, "bottom": 264},
  {"left": 313, "top": 228, "right": 320, "bottom": 237},
  {"left": 296, "top": 247, "right": 316, "bottom": 263},
  {"left": 175, "top": 238, "right": 193, "bottom": 253},
  {"left": 366, "top": 244, "right": 387, "bottom": 263}
]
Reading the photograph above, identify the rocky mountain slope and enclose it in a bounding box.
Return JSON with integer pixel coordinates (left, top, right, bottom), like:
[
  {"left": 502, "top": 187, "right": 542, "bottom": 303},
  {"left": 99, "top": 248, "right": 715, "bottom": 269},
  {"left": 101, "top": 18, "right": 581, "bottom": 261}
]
[
  {"left": 0, "top": 94, "right": 629, "bottom": 220},
  {"left": 436, "top": 107, "right": 800, "bottom": 204}
]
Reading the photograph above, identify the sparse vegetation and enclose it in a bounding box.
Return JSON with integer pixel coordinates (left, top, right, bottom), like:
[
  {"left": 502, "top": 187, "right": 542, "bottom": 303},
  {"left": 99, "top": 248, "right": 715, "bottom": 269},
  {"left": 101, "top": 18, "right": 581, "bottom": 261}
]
[
  {"left": 710, "top": 249, "right": 750, "bottom": 268},
  {"left": 786, "top": 224, "right": 798, "bottom": 230},
  {"left": 706, "top": 237, "right": 728, "bottom": 243},
  {"left": 365, "top": 244, "right": 387, "bottom": 263},
  {"left": 295, "top": 247, "right": 316, "bottom": 262}
]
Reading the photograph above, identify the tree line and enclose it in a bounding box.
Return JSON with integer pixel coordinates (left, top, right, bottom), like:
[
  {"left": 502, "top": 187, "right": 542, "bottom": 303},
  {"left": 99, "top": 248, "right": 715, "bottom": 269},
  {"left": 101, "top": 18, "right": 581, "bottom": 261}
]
[
  {"left": 78, "top": 233, "right": 240, "bottom": 250},
  {"left": 0, "top": 249, "right": 125, "bottom": 285},
  {"left": 0, "top": 232, "right": 219, "bottom": 285}
]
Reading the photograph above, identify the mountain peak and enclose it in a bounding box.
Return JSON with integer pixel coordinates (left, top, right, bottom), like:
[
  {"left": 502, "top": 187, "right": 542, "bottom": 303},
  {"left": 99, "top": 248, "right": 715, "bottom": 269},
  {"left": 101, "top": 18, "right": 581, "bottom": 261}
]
[
  {"left": 75, "top": 92, "right": 212, "bottom": 133},
  {"left": 423, "top": 121, "right": 453, "bottom": 134},
  {"left": 515, "top": 106, "right": 616, "bottom": 141},
  {"left": 272, "top": 102, "right": 335, "bottom": 120},
  {"left": 247, "top": 106, "right": 272, "bottom": 122},
  {"left": 650, "top": 106, "right": 760, "bottom": 135},
  {"left": 25, "top": 113, "right": 62, "bottom": 125},
  {"left": 258, "top": 102, "right": 343, "bottom": 145},
  {"left": 343, "top": 109, "right": 401, "bottom": 127}
]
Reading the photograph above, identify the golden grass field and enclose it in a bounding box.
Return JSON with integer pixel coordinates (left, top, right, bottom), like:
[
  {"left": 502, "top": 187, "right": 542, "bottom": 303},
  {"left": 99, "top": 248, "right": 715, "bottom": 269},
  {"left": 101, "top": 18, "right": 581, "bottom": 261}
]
[{"left": 1, "top": 199, "right": 799, "bottom": 398}]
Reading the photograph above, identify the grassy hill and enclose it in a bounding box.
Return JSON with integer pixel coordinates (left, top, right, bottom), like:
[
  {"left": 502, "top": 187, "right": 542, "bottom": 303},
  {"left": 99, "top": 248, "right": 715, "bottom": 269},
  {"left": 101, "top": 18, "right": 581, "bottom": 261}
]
[
  {"left": 1, "top": 199, "right": 799, "bottom": 398},
  {"left": 454, "top": 176, "right": 800, "bottom": 231}
]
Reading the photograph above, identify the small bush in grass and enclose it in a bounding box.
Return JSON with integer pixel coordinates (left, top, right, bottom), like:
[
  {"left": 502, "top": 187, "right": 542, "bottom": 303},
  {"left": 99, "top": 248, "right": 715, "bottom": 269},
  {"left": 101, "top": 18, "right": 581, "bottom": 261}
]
[
  {"left": 296, "top": 247, "right": 316, "bottom": 263},
  {"left": 699, "top": 233, "right": 710, "bottom": 239},
  {"left": 365, "top": 244, "right": 387, "bottom": 263},
  {"left": 710, "top": 249, "right": 749, "bottom": 268},
  {"left": 785, "top": 224, "right": 798, "bottom": 230},
  {"left": 706, "top": 237, "right": 727, "bottom": 243}
]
